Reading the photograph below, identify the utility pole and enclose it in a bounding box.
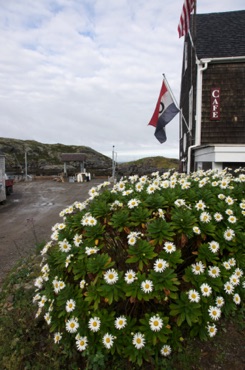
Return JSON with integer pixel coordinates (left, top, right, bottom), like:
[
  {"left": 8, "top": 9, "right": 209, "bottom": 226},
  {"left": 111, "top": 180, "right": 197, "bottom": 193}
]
[
  {"left": 112, "top": 145, "right": 115, "bottom": 181},
  {"left": 25, "top": 150, "right": 28, "bottom": 181}
]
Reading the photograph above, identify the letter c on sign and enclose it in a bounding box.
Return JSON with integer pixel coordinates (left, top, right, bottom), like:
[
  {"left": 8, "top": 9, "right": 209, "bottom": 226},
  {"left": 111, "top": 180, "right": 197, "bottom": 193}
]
[{"left": 212, "top": 89, "right": 220, "bottom": 98}]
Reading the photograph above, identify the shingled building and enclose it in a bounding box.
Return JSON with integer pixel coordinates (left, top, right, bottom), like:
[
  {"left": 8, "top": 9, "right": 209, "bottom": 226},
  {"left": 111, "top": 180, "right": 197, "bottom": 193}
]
[{"left": 179, "top": 10, "right": 245, "bottom": 173}]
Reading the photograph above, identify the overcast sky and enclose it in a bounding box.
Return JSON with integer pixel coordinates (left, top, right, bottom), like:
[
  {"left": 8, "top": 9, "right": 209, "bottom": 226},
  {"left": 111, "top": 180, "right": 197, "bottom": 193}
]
[{"left": 0, "top": 0, "right": 244, "bottom": 162}]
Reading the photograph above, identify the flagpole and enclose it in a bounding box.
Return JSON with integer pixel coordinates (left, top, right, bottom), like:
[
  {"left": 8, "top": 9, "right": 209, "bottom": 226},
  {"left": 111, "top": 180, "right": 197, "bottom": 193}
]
[{"left": 162, "top": 73, "right": 179, "bottom": 109}]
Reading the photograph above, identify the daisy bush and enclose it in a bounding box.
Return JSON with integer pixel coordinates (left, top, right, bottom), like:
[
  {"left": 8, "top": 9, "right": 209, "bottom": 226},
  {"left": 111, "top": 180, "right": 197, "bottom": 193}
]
[{"left": 33, "top": 169, "right": 245, "bottom": 367}]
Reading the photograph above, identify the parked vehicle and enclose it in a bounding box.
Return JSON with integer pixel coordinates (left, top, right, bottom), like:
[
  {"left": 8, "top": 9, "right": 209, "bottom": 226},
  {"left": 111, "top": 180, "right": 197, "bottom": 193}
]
[{"left": 5, "top": 174, "right": 14, "bottom": 195}]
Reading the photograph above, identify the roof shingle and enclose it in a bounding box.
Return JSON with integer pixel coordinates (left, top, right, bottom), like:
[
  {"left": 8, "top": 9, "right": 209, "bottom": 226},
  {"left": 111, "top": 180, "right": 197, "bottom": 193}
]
[{"left": 194, "top": 10, "right": 245, "bottom": 59}]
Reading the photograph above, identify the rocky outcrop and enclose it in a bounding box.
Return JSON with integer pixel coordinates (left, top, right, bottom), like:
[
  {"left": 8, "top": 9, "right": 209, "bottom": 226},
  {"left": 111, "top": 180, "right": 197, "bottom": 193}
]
[
  {"left": 0, "top": 138, "right": 179, "bottom": 178},
  {"left": 0, "top": 138, "right": 112, "bottom": 177}
]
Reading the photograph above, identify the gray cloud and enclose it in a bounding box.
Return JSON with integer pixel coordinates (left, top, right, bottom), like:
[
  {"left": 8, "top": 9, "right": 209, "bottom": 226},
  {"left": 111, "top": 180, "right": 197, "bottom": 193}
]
[{"left": 0, "top": 0, "right": 243, "bottom": 161}]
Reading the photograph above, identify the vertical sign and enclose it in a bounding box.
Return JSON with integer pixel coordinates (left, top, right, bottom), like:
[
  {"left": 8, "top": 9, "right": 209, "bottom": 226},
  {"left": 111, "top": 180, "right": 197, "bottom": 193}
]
[{"left": 210, "top": 88, "right": 220, "bottom": 120}]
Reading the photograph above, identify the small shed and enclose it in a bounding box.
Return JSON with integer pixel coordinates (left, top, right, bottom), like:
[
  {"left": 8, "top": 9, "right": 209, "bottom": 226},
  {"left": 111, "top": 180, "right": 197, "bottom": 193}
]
[{"left": 60, "top": 153, "right": 87, "bottom": 176}]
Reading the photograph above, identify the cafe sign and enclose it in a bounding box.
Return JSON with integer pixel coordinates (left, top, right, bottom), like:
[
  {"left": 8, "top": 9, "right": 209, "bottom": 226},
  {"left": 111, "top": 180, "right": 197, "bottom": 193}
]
[{"left": 210, "top": 87, "right": 220, "bottom": 120}]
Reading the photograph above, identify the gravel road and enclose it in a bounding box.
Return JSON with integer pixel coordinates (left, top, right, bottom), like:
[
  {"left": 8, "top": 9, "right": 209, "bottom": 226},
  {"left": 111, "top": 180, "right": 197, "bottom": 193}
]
[{"left": 0, "top": 178, "right": 105, "bottom": 285}]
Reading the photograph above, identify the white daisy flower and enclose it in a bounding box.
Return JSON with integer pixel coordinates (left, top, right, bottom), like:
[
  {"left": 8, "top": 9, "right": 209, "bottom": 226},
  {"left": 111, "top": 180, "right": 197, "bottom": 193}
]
[
  {"left": 200, "top": 212, "right": 212, "bottom": 223},
  {"left": 214, "top": 212, "right": 223, "bottom": 222},
  {"left": 233, "top": 293, "right": 241, "bottom": 305},
  {"left": 124, "top": 270, "right": 137, "bottom": 284},
  {"left": 208, "top": 241, "right": 220, "bottom": 253},
  {"left": 195, "top": 200, "right": 206, "bottom": 211},
  {"left": 51, "top": 230, "right": 59, "bottom": 241},
  {"left": 57, "top": 223, "right": 66, "bottom": 230},
  {"left": 66, "top": 317, "right": 79, "bottom": 333},
  {"left": 224, "top": 228, "right": 235, "bottom": 241},
  {"left": 141, "top": 280, "right": 154, "bottom": 293},
  {"left": 123, "top": 189, "right": 133, "bottom": 196},
  {"left": 139, "top": 176, "right": 147, "bottom": 183},
  {"left": 59, "top": 239, "right": 72, "bottom": 253},
  {"left": 161, "top": 180, "right": 170, "bottom": 188},
  {"left": 239, "top": 201, "right": 245, "bottom": 210},
  {"left": 102, "top": 333, "right": 115, "bottom": 349},
  {"left": 115, "top": 316, "right": 127, "bottom": 330},
  {"left": 85, "top": 246, "right": 99, "bottom": 255},
  {"left": 193, "top": 226, "right": 201, "bottom": 234},
  {"left": 228, "top": 215, "right": 237, "bottom": 224},
  {"left": 135, "top": 182, "right": 144, "bottom": 192},
  {"left": 88, "top": 216, "right": 97, "bottom": 226},
  {"left": 216, "top": 296, "right": 225, "bottom": 307},
  {"left": 149, "top": 315, "right": 163, "bottom": 332},
  {"left": 104, "top": 269, "right": 119, "bottom": 285},
  {"left": 225, "top": 196, "right": 234, "bottom": 205},
  {"left": 127, "top": 235, "right": 137, "bottom": 246},
  {"left": 163, "top": 241, "right": 176, "bottom": 254},
  {"left": 208, "top": 266, "right": 221, "bottom": 278},
  {"left": 220, "top": 179, "right": 229, "bottom": 189},
  {"left": 33, "top": 293, "right": 41, "bottom": 303},
  {"left": 191, "top": 261, "right": 205, "bottom": 275},
  {"left": 228, "top": 258, "right": 236, "bottom": 267},
  {"left": 44, "top": 312, "right": 51, "bottom": 325},
  {"left": 76, "top": 336, "right": 88, "bottom": 351},
  {"left": 229, "top": 274, "right": 240, "bottom": 286},
  {"left": 188, "top": 289, "right": 200, "bottom": 303},
  {"left": 127, "top": 199, "right": 141, "bottom": 209},
  {"left": 207, "top": 324, "right": 217, "bottom": 337},
  {"left": 223, "top": 261, "right": 231, "bottom": 270},
  {"left": 225, "top": 209, "right": 233, "bottom": 216},
  {"left": 80, "top": 280, "right": 86, "bottom": 289},
  {"left": 54, "top": 332, "right": 62, "bottom": 344},
  {"left": 174, "top": 199, "right": 186, "bottom": 207},
  {"left": 158, "top": 208, "right": 165, "bottom": 219},
  {"left": 200, "top": 283, "right": 212, "bottom": 297},
  {"left": 88, "top": 317, "right": 101, "bottom": 332},
  {"left": 88, "top": 187, "right": 99, "bottom": 197},
  {"left": 41, "top": 264, "right": 50, "bottom": 274},
  {"left": 116, "top": 181, "right": 126, "bottom": 192},
  {"left": 208, "top": 306, "right": 221, "bottom": 321},
  {"left": 73, "top": 234, "right": 83, "bottom": 247},
  {"left": 38, "top": 295, "right": 47, "bottom": 307},
  {"left": 224, "top": 281, "right": 234, "bottom": 295},
  {"left": 234, "top": 268, "right": 243, "bottom": 278},
  {"left": 147, "top": 184, "right": 157, "bottom": 194},
  {"left": 161, "top": 345, "right": 171, "bottom": 357},
  {"left": 153, "top": 259, "right": 168, "bottom": 273},
  {"left": 34, "top": 276, "right": 43, "bottom": 289},
  {"left": 66, "top": 299, "right": 76, "bottom": 312},
  {"left": 132, "top": 333, "right": 145, "bottom": 349},
  {"left": 65, "top": 254, "right": 73, "bottom": 268}
]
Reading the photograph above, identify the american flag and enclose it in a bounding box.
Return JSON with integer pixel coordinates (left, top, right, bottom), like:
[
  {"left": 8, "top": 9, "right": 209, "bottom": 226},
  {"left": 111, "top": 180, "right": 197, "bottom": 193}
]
[{"left": 178, "top": 0, "right": 195, "bottom": 38}]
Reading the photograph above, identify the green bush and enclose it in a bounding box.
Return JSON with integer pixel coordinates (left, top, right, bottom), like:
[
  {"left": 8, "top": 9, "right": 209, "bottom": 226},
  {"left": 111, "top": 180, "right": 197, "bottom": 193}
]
[{"left": 34, "top": 169, "right": 244, "bottom": 367}]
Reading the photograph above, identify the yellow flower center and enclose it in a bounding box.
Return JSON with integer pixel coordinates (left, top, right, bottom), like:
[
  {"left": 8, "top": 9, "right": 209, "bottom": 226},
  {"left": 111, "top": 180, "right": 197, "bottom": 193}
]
[
  {"left": 92, "top": 322, "right": 97, "bottom": 327},
  {"left": 109, "top": 274, "right": 114, "bottom": 279}
]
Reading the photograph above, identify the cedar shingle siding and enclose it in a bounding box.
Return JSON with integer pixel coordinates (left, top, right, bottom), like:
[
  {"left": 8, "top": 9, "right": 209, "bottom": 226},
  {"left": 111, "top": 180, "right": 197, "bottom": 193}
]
[
  {"left": 201, "top": 63, "right": 245, "bottom": 144},
  {"left": 179, "top": 10, "right": 245, "bottom": 172}
]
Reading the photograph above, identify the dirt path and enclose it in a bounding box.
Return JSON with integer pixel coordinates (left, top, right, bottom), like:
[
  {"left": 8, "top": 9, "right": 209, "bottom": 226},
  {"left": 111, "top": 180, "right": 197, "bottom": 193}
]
[{"left": 0, "top": 179, "right": 105, "bottom": 285}]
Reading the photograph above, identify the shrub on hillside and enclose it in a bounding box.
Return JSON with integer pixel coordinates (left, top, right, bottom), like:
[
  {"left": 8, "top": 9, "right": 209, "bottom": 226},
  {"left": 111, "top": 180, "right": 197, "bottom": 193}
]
[{"left": 33, "top": 169, "right": 244, "bottom": 367}]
